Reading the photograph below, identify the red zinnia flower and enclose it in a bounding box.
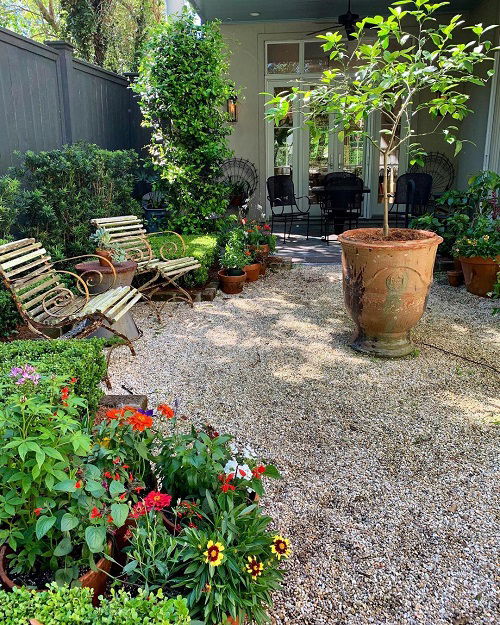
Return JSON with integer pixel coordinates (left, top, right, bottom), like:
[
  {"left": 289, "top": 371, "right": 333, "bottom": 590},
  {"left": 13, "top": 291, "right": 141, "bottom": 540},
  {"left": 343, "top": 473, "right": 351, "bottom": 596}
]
[
  {"left": 127, "top": 411, "right": 153, "bottom": 432},
  {"left": 144, "top": 491, "right": 172, "bottom": 511},
  {"left": 157, "top": 404, "right": 175, "bottom": 419},
  {"left": 90, "top": 507, "right": 101, "bottom": 519},
  {"left": 34, "top": 507, "right": 43, "bottom": 516},
  {"left": 129, "top": 501, "right": 147, "bottom": 519}
]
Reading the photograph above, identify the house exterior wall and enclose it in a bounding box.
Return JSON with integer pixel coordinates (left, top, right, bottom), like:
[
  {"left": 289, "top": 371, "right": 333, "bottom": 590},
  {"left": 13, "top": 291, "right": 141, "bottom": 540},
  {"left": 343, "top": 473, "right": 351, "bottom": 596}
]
[{"left": 222, "top": 4, "right": 499, "bottom": 215}]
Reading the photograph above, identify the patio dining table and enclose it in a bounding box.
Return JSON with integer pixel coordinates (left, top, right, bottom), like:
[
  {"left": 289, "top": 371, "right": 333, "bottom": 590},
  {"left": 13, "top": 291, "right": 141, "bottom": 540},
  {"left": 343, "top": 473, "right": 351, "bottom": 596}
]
[{"left": 312, "top": 186, "right": 371, "bottom": 242}]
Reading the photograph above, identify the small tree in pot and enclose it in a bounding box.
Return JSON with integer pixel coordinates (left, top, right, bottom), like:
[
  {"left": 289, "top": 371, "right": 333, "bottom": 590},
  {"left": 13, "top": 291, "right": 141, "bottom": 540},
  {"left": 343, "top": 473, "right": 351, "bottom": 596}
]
[{"left": 267, "top": 0, "right": 497, "bottom": 356}]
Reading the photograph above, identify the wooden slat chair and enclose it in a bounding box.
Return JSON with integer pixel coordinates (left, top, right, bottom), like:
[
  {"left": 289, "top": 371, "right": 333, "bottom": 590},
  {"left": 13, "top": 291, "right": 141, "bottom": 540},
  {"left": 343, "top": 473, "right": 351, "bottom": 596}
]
[
  {"left": 0, "top": 238, "right": 144, "bottom": 369},
  {"left": 91, "top": 216, "right": 201, "bottom": 314}
]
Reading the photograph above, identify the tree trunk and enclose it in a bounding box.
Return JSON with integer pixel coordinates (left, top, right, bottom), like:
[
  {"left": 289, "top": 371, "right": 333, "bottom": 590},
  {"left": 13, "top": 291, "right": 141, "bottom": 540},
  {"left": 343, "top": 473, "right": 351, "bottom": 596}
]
[{"left": 383, "top": 150, "right": 389, "bottom": 237}]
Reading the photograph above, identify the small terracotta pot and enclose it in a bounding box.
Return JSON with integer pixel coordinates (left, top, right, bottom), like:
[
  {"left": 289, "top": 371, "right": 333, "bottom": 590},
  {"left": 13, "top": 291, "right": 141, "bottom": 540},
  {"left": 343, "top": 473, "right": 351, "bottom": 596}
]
[
  {"left": 259, "top": 261, "right": 266, "bottom": 277},
  {"left": 459, "top": 256, "right": 500, "bottom": 297},
  {"left": 95, "top": 249, "right": 113, "bottom": 267},
  {"left": 0, "top": 543, "right": 112, "bottom": 606},
  {"left": 218, "top": 269, "right": 246, "bottom": 294},
  {"left": 243, "top": 263, "right": 261, "bottom": 282},
  {"left": 257, "top": 244, "right": 270, "bottom": 257},
  {"left": 447, "top": 270, "right": 463, "bottom": 287},
  {"left": 453, "top": 258, "right": 463, "bottom": 272},
  {"left": 338, "top": 228, "right": 442, "bottom": 357}
]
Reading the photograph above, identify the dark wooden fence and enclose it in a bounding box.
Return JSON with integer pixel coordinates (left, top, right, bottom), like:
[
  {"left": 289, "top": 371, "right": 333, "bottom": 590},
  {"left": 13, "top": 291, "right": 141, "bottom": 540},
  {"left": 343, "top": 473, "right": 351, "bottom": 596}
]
[{"left": 0, "top": 27, "right": 148, "bottom": 173}]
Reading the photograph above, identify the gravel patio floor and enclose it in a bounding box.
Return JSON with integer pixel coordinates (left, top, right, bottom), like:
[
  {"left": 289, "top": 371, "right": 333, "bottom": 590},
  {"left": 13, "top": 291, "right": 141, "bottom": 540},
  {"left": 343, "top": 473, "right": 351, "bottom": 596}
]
[{"left": 109, "top": 265, "right": 499, "bottom": 625}]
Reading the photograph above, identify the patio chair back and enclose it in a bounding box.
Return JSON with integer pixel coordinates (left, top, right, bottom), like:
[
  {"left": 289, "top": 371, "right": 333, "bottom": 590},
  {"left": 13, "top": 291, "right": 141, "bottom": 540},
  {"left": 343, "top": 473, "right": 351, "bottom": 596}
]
[
  {"left": 267, "top": 175, "right": 297, "bottom": 213},
  {"left": 393, "top": 173, "right": 433, "bottom": 208},
  {"left": 91, "top": 216, "right": 154, "bottom": 268},
  {"left": 323, "top": 173, "right": 364, "bottom": 213},
  {"left": 0, "top": 238, "right": 67, "bottom": 325}
]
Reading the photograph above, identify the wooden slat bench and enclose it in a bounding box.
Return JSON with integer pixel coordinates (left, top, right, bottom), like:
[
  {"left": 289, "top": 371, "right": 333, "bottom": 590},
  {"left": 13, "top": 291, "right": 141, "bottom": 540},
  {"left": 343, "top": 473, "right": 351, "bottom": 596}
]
[
  {"left": 91, "top": 216, "right": 201, "bottom": 316},
  {"left": 0, "top": 239, "right": 145, "bottom": 380}
]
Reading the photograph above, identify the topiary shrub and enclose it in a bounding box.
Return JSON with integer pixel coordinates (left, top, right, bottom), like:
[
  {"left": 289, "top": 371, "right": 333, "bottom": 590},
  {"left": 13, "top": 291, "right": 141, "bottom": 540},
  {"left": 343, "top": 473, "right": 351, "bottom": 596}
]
[
  {"left": 0, "top": 584, "right": 192, "bottom": 625},
  {"left": 0, "top": 238, "right": 22, "bottom": 337},
  {"left": 134, "top": 10, "right": 233, "bottom": 233},
  {"left": 0, "top": 339, "right": 107, "bottom": 411},
  {"left": 7, "top": 143, "right": 141, "bottom": 260}
]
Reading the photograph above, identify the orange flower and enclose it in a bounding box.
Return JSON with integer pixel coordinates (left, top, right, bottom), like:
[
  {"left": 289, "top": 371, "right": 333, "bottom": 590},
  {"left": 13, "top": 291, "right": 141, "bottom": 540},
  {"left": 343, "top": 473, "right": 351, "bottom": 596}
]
[
  {"left": 34, "top": 507, "right": 43, "bottom": 516},
  {"left": 127, "top": 411, "right": 153, "bottom": 431},
  {"left": 75, "top": 480, "right": 82, "bottom": 489},
  {"left": 157, "top": 404, "right": 175, "bottom": 419},
  {"left": 90, "top": 507, "right": 101, "bottom": 519}
]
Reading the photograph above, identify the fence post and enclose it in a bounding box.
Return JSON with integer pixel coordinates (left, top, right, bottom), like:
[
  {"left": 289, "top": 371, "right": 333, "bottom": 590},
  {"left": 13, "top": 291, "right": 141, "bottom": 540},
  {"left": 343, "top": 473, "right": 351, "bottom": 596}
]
[{"left": 45, "top": 40, "right": 75, "bottom": 144}]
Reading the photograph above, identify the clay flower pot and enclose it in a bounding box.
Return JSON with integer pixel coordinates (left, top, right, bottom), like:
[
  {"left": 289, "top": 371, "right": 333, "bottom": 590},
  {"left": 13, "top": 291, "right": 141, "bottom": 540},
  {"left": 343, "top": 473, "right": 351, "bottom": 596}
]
[
  {"left": 218, "top": 269, "right": 246, "bottom": 295},
  {"left": 459, "top": 256, "right": 500, "bottom": 297},
  {"left": 338, "top": 228, "right": 442, "bottom": 358},
  {"left": 0, "top": 543, "right": 112, "bottom": 606},
  {"left": 447, "top": 270, "right": 463, "bottom": 287},
  {"left": 243, "top": 263, "right": 261, "bottom": 282},
  {"left": 95, "top": 249, "right": 113, "bottom": 267}
]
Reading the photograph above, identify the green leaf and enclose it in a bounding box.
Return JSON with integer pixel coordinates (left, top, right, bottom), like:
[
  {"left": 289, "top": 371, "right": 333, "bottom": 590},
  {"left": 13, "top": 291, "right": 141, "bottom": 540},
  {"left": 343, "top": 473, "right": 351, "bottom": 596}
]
[
  {"left": 53, "top": 479, "right": 77, "bottom": 492},
  {"left": 122, "top": 560, "right": 138, "bottom": 574},
  {"left": 60, "top": 513, "right": 79, "bottom": 532},
  {"left": 55, "top": 568, "right": 74, "bottom": 585},
  {"left": 36, "top": 515, "right": 57, "bottom": 540},
  {"left": 110, "top": 503, "right": 129, "bottom": 528},
  {"left": 85, "top": 526, "right": 106, "bottom": 554},
  {"left": 53, "top": 537, "right": 73, "bottom": 557},
  {"left": 109, "top": 480, "right": 126, "bottom": 498}
]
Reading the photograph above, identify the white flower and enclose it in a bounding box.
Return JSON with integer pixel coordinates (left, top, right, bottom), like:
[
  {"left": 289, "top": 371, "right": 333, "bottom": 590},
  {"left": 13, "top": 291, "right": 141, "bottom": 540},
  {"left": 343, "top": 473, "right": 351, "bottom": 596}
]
[
  {"left": 242, "top": 445, "right": 256, "bottom": 460},
  {"left": 224, "top": 459, "right": 238, "bottom": 475},
  {"left": 229, "top": 442, "right": 239, "bottom": 455},
  {"left": 236, "top": 463, "right": 253, "bottom": 481}
]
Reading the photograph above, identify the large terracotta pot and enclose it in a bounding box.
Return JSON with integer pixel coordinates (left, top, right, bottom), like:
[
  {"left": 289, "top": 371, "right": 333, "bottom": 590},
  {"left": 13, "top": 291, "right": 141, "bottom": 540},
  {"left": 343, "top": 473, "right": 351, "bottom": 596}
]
[
  {"left": 338, "top": 228, "right": 442, "bottom": 357},
  {"left": 0, "top": 543, "right": 111, "bottom": 606},
  {"left": 459, "top": 256, "right": 500, "bottom": 297},
  {"left": 243, "top": 263, "right": 261, "bottom": 282},
  {"left": 218, "top": 269, "right": 246, "bottom": 294}
]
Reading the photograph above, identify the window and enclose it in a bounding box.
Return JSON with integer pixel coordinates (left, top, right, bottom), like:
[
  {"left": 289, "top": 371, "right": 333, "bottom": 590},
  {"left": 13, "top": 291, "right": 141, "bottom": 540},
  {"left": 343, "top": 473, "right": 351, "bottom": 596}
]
[
  {"left": 304, "top": 42, "right": 330, "bottom": 73},
  {"left": 267, "top": 43, "right": 299, "bottom": 74}
]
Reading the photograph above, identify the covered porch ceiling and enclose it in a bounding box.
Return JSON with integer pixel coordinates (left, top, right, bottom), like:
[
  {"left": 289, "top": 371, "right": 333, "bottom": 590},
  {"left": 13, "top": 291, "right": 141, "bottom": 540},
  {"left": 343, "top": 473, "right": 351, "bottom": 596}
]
[{"left": 192, "top": 0, "right": 478, "bottom": 23}]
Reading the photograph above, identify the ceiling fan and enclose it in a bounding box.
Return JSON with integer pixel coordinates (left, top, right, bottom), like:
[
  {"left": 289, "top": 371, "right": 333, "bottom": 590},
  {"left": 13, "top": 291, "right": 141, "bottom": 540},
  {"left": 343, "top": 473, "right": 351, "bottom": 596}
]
[{"left": 307, "top": 0, "right": 361, "bottom": 40}]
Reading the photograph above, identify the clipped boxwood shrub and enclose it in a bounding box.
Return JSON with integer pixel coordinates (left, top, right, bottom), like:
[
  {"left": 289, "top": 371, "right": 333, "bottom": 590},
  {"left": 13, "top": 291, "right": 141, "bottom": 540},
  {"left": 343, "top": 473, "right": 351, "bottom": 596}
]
[
  {"left": 0, "top": 339, "right": 107, "bottom": 411},
  {"left": 8, "top": 143, "right": 141, "bottom": 260},
  {"left": 150, "top": 233, "right": 219, "bottom": 286},
  {"left": 0, "top": 285, "right": 21, "bottom": 337},
  {"left": 0, "top": 584, "right": 192, "bottom": 625}
]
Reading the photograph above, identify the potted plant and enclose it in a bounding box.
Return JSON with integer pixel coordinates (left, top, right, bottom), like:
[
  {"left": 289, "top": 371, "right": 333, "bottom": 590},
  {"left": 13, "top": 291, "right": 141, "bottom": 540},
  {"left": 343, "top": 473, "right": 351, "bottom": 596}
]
[
  {"left": 218, "top": 230, "right": 248, "bottom": 294},
  {"left": 266, "top": 1, "right": 496, "bottom": 357},
  {"left": 90, "top": 228, "right": 127, "bottom": 267},
  {"left": 242, "top": 248, "right": 262, "bottom": 282},
  {"left": 453, "top": 215, "right": 500, "bottom": 296}
]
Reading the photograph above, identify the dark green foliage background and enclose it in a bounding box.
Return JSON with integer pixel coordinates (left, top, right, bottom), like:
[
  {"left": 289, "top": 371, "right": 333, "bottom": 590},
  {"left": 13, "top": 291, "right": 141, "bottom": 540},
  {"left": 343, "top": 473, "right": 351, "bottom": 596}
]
[{"left": 134, "top": 11, "right": 233, "bottom": 233}]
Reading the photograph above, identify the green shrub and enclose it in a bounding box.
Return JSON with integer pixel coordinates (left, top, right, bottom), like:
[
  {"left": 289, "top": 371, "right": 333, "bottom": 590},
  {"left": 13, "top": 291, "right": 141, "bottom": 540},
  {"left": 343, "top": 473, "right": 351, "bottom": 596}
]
[
  {"left": 0, "top": 286, "right": 21, "bottom": 337},
  {"left": 150, "top": 233, "right": 219, "bottom": 286},
  {"left": 134, "top": 11, "right": 233, "bottom": 233},
  {"left": 0, "top": 339, "right": 107, "bottom": 411},
  {"left": 0, "top": 176, "right": 20, "bottom": 240},
  {"left": 7, "top": 143, "right": 141, "bottom": 260},
  {"left": 0, "top": 584, "right": 192, "bottom": 625}
]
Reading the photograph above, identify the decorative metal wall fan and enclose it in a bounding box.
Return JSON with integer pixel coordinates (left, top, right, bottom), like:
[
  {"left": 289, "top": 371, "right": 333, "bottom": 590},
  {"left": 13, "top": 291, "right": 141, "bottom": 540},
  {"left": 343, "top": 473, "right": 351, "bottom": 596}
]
[
  {"left": 219, "top": 158, "right": 259, "bottom": 217},
  {"left": 307, "top": 0, "right": 361, "bottom": 39},
  {"left": 408, "top": 152, "right": 455, "bottom": 196}
]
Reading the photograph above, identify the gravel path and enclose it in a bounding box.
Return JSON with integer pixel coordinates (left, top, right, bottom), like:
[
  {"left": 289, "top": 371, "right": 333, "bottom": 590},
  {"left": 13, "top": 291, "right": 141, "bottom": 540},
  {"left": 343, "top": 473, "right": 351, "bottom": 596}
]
[{"left": 109, "top": 265, "right": 499, "bottom": 625}]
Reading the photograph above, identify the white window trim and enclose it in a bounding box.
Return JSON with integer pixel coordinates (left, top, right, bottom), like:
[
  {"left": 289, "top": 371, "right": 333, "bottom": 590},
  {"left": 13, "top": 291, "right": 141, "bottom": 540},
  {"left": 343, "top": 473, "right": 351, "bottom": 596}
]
[{"left": 484, "top": 50, "right": 500, "bottom": 174}]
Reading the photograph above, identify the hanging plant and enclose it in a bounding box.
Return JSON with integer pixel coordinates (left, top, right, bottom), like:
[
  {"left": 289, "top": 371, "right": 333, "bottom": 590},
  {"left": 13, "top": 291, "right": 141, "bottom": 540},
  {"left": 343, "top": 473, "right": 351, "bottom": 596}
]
[{"left": 134, "top": 10, "right": 233, "bottom": 233}]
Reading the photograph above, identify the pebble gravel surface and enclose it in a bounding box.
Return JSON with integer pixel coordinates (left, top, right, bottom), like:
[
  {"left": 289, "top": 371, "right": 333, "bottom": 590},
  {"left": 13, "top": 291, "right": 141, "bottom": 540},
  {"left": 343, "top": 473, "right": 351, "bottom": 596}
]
[{"left": 109, "top": 265, "right": 499, "bottom": 625}]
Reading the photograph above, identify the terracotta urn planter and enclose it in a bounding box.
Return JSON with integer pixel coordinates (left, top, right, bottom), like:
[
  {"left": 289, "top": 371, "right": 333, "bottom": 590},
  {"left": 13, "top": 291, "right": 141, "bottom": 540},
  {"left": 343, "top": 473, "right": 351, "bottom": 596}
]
[
  {"left": 0, "top": 543, "right": 112, "bottom": 606},
  {"left": 218, "top": 269, "right": 246, "bottom": 295},
  {"left": 243, "top": 263, "right": 261, "bottom": 282},
  {"left": 337, "top": 228, "right": 442, "bottom": 357},
  {"left": 95, "top": 249, "right": 113, "bottom": 267},
  {"left": 459, "top": 256, "right": 500, "bottom": 297}
]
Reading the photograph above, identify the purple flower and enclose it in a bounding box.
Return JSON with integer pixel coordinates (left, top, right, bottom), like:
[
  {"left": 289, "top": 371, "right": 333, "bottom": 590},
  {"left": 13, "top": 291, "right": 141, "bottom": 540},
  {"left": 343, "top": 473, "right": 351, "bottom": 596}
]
[
  {"left": 10, "top": 364, "right": 40, "bottom": 386},
  {"left": 138, "top": 409, "right": 154, "bottom": 417}
]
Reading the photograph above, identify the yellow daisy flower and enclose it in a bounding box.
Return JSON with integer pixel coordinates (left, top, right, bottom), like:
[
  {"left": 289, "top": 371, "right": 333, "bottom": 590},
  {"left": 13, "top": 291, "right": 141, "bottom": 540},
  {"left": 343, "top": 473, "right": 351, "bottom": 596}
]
[
  {"left": 271, "top": 535, "right": 291, "bottom": 560},
  {"left": 203, "top": 540, "right": 225, "bottom": 566},
  {"left": 246, "top": 556, "right": 264, "bottom": 580}
]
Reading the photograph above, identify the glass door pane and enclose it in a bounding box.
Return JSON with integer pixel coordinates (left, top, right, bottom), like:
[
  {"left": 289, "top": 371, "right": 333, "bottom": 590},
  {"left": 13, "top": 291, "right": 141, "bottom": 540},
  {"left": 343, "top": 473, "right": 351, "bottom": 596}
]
[
  {"left": 378, "top": 110, "right": 400, "bottom": 204},
  {"left": 273, "top": 87, "right": 294, "bottom": 176},
  {"left": 307, "top": 111, "right": 330, "bottom": 203}
]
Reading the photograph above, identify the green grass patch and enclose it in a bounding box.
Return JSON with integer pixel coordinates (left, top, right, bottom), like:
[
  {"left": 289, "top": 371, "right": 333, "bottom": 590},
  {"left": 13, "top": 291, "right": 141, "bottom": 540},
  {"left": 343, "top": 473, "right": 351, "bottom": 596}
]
[{"left": 150, "top": 233, "right": 219, "bottom": 287}]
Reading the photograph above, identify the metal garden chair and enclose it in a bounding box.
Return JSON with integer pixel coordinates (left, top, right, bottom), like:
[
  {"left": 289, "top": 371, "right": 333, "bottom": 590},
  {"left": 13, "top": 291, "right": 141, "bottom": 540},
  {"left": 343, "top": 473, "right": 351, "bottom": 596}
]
[
  {"left": 0, "top": 238, "right": 145, "bottom": 383},
  {"left": 389, "top": 173, "right": 433, "bottom": 226},
  {"left": 320, "top": 172, "right": 364, "bottom": 243},
  {"left": 266, "top": 175, "right": 311, "bottom": 243},
  {"left": 91, "top": 216, "right": 201, "bottom": 316}
]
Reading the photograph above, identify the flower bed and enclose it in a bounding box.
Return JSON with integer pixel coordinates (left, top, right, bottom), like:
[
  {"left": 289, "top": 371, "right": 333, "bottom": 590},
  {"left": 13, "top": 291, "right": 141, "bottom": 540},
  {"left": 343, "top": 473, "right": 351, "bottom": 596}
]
[{"left": 0, "top": 367, "right": 290, "bottom": 625}]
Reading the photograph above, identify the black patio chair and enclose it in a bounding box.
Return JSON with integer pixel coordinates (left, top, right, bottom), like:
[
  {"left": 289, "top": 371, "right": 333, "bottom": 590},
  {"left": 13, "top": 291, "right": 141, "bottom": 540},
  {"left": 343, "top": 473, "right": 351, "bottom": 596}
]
[
  {"left": 389, "top": 173, "right": 433, "bottom": 226},
  {"left": 266, "top": 175, "right": 311, "bottom": 243},
  {"left": 320, "top": 172, "right": 364, "bottom": 244}
]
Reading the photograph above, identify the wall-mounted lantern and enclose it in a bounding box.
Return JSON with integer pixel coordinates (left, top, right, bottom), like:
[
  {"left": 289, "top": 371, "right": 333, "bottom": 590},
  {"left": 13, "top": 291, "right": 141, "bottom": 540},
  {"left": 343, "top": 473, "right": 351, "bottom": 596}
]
[{"left": 227, "top": 95, "right": 238, "bottom": 122}]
